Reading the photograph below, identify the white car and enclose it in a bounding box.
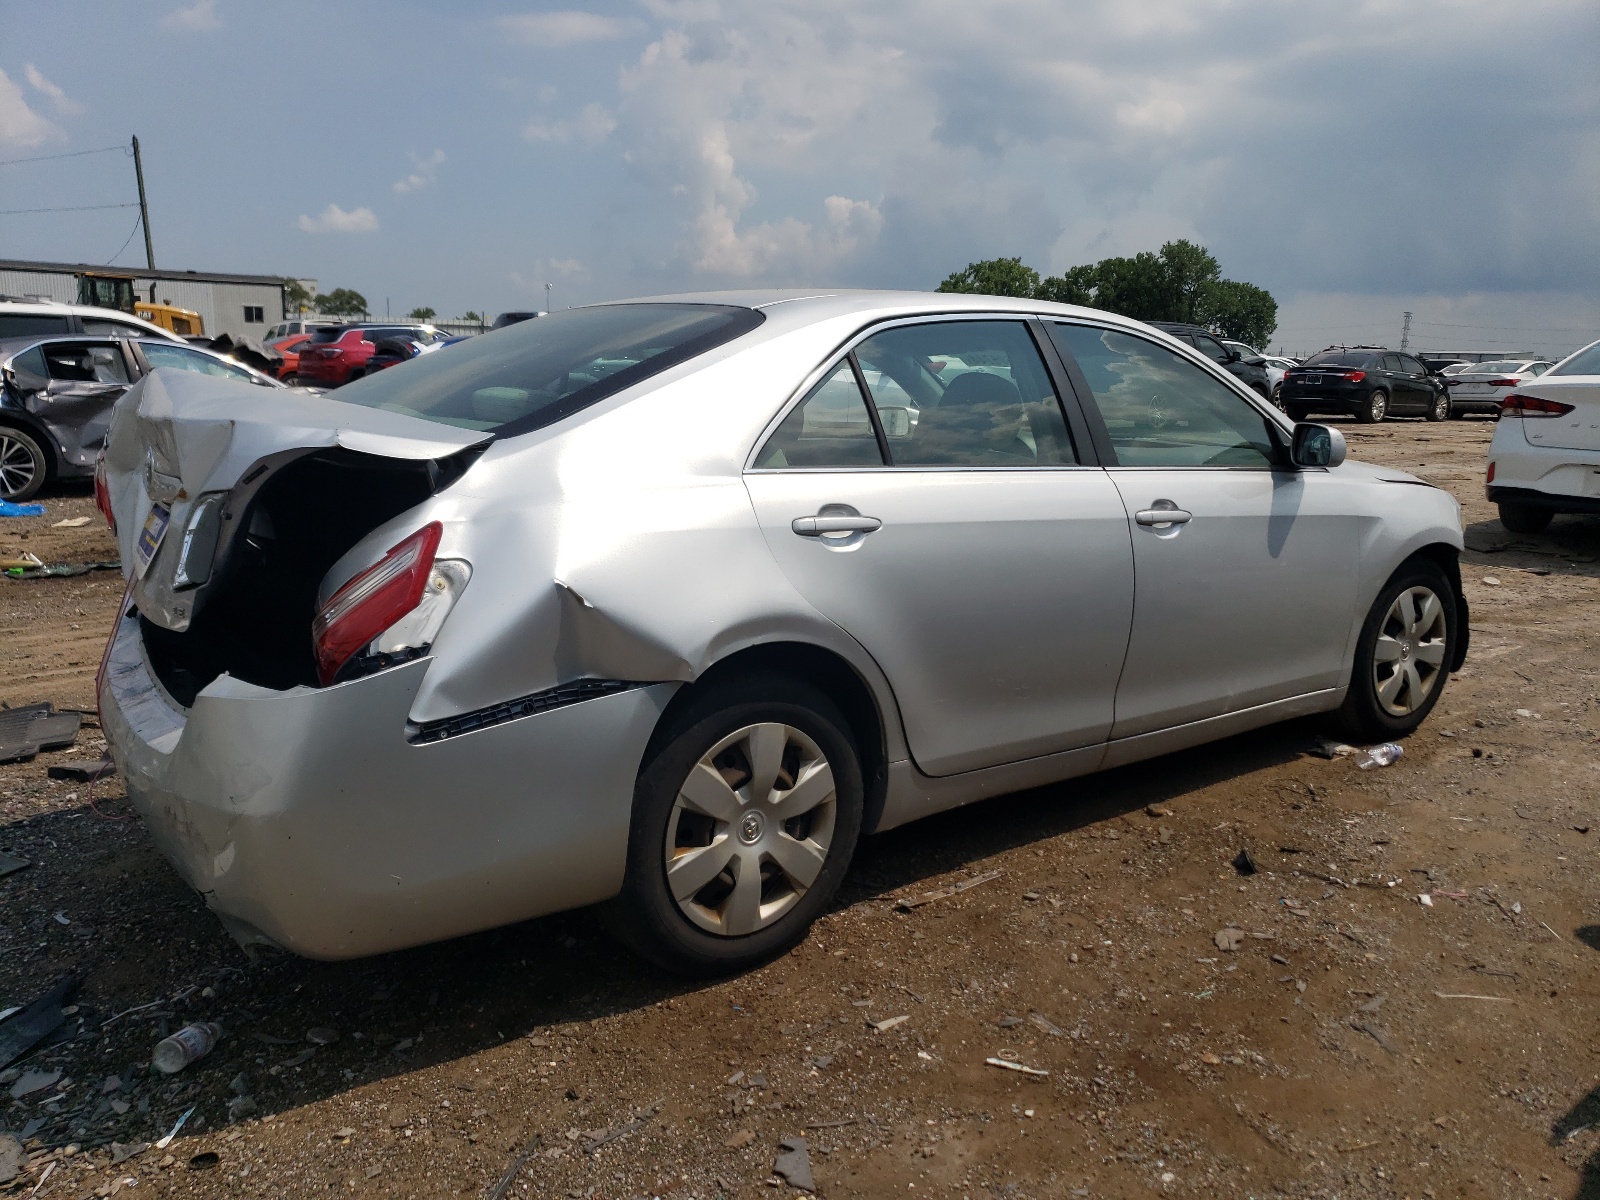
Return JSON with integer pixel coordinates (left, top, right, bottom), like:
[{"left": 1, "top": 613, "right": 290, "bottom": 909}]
[
  {"left": 1485, "top": 338, "right": 1600, "bottom": 533},
  {"left": 0, "top": 299, "right": 185, "bottom": 346},
  {"left": 1446, "top": 358, "right": 1554, "bottom": 416},
  {"left": 1259, "top": 354, "right": 1299, "bottom": 402}
]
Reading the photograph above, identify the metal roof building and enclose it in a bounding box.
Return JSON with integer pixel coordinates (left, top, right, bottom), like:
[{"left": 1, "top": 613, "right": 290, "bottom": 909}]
[{"left": 0, "top": 258, "right": 303, "bottom": 340}]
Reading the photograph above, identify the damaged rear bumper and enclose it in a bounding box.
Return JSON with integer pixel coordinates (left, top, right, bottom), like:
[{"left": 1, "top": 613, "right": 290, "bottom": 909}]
[{"left": 98, "top": 610, "right": 675, "bottom": 959}]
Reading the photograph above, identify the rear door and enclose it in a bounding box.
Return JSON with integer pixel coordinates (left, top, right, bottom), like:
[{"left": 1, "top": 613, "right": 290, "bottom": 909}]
[
  {"left": 1047, "top": 321, "right": 1361, "bottom": 738},
  {"left": 744, "top": 317, "right": 1135, "bottom": 777},
  {"left": 9, "top": 340, "right": 134, "bottom": 469}
]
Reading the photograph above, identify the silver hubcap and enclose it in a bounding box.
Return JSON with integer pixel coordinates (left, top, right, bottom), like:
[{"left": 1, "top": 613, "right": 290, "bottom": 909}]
[
  {"left": 1371, "top": 394, "right": 1387, "bottom": 419},
  {"left": 665, "top": 722, "right": 837, "bottom": 937},
  {"left": 1372, "top": 586, "right": 1448, "bottom": 716},
  {"left": 0, "top": 434, "right": 38, "bottom": 498}
]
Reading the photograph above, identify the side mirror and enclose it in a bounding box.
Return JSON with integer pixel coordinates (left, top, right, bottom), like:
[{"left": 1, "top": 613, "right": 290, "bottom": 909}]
[
  {"left": 1292, "top": 422, "right": 1346, "bottom": 469},
  {"left": 1224, "top": 350, "right": 1241, "bottom": 363},
  {"left": 1245, "top": 355, "right": 1266, "bottom": 366}
]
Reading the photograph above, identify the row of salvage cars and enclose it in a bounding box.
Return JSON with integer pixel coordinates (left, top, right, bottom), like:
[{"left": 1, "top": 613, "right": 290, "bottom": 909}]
[{"left": 87, "top": 290, "right": 1495, "bottom": 975}]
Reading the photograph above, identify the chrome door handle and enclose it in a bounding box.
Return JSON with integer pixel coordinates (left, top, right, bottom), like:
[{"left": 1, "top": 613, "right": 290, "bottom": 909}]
[
  {"left": 1135, "top": 507, "right": 1192, "bottom": 526},
  {"left": 792, "top": 514, "right": 883, "bottom": 536}
]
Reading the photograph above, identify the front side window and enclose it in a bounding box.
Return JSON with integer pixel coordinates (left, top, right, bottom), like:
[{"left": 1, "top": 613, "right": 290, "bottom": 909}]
[
  {"left": 1192, "top": 334, "right": 1231, "bottom": 363},
  {"left": 1049, "top": 324, "right": 1282, "bottom": 469},
  {"left": 332, "top": 304, "right": 762, "bottom": 434},
  {"left": 142, "top": 342, "right": 255, "bottom": 382}
]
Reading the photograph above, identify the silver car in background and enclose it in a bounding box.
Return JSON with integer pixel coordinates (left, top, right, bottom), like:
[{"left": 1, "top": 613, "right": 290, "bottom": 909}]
[{"left": 98, "top": 292, "right": 1468, "bottom": 974}]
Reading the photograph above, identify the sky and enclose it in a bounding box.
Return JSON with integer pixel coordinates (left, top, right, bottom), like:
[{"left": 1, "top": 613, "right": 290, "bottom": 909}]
[{"left": 1, "top": 0, "right": 1596, "bottom": 357}]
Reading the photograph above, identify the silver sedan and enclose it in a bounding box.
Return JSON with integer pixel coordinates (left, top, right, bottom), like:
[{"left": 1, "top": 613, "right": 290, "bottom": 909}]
[{"left": 97, "top": 293, "right": 1468, "bottom": 973}]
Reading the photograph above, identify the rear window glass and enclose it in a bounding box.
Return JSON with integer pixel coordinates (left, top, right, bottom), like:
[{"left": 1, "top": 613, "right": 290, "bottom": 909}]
[
  {"left": 1302, "top": 351, "right": 1374, "bottom": 368},
  {"left": 1549, "top": 342, "right": 1600, "bottom": 376},
  {"left": 331, "top": 303, "right": 764, "bottom": 435},
  {"left": 310, "top": 326, "right": 348, "bottom": 343},
  {"left": 0, "top": 314, "right": 72, "bottom": 339},
  {"left": 1468, "top": 361, "right": 1525, "bottom": 374}
]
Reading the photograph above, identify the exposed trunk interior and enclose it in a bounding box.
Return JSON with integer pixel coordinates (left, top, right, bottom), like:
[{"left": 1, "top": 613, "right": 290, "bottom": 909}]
[{"left": 140, "top": 445, "right": 479, "bottom": 706}]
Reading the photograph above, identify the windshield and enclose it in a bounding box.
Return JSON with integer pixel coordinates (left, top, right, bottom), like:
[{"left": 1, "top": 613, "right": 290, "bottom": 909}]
[
  {"left": 330, "top": 303, "right": 764, "bottom": 434},
  {"left": 1302, "top": 351, "right": 1373, "bottom": 368},
  {"left": 1547, "top": 342, "right": 1600, "bottom": 376}
]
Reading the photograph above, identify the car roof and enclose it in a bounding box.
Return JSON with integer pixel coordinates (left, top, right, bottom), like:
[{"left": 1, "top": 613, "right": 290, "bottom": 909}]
[{"left": 0, "top": 299, "right": 186, "bottom": 342}]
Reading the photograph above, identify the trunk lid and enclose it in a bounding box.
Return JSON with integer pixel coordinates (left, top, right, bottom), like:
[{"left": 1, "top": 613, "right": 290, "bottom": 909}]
[
  {"left": 103, "top": 367, "right": 488, "bottom": 635},
  {"left": 1516, "top": 377, "right": 1600, "bottom": 452}
]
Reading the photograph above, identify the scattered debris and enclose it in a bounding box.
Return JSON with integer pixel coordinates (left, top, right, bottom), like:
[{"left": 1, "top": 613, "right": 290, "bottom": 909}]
[
  {"left": 772, "top": 1135, "right": 815, "bottom": 1192},
  {"left": 724, "top": 1129, "right": 756, "bottom": 1149},
  {"left": 5, "top": 559, "right": 122, "bottom": 580},
  {"left": 870, "top": 1015, "right": 910, "bottom": 1033},
  {"left": 306, "top": 1026, "right": 340, "bottom": 1045},
  {"left": 1482, "top": 576, "right": 1501, "bottom": 586},
  {"left": 109, "top": 1141, "right": 149, "bottom": 1166},
  {"left": 1307, "top": 738, "right": 1355, "bottom": 759},
  {"left": 894, "top": 869, "right": 1004, "bottom": 910},
  {"left": 152, "top": 1021, "right": 223, "bottom": 1074},
  {"left": 1355, "top": 743, "right": 1404, "bottom": 770},
  {"left": 0, "top": 1134, "right": 20, "bottom": 1185},
  {"left": 1352, "top": 1022, "right": 1396, "bottom": 1053},
  {"left": 487, "top": 1134, "right": 541, "bottom": 1200},
  {"left": 1027, "top": 1012, "right": 1065, "bottom": 1037},
  {"left": 1420, "top": 893, "right": 1434, "bottom": 907},
  {"left": 9, "top": 1068, "right": 61, "bottom": 1100},
  {"left": 155, "top": 1105, "right": 196, "bottom": 1150},
  {"left": 0, "top": 499, "right": 46, "bottom": 518},
  {"left": 1232, "top": 848, "right": 1258, "bottom": 876},
  {"left": 1214, "top": 928, "right": 1246, "bottom": 952},
  {"left": 188, "top": 1151, "right": 220, "bottom": 1170},
  {"left": 1358, "top": 994, "right": 1387, "bottom": 1014},
  {"left": 46, "top": 758, "right": 115, "bottom": 782},
  {"left": 1434, "top": 993, "right": 1513, "bottom": 1002},
  {"left": 1146, "top": 803, "right": 1172, "bottom": 817},
  {"left": 985, "top": 1057, "right": 1049, "bottom": 1077},
  {"left": 0, "top": 703, "right": 80, "bottom": 764},
  {"left": 803, "top": 1117, "right": 857, "bottom": 1130},
  {"left": 0, "top": 850, "right": 30, "bottom": 879},
  {"left": 51, "top": 516, "right": 92, "bottom": 528},
  {"left": 0, "top": 974, "right": 80, "bottom": 1070},
  {"left": 995, "top": 1015, "right": 1024, "bottom": 1029},
  {"left": 583, "top": 1098, "right": 663, "bottom": 1154}
]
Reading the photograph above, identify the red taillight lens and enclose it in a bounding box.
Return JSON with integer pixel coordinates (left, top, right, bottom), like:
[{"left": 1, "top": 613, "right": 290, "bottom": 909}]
[
  {"left": 312, "top": 522, "right": 442, "bottom": 686},
  {"left": 1338, "top": 369, "right": 1367, "bottom": 383},
  {"left": 1486, "top": 461, "right": 1496, "bottom": 483},
  {"left": 93, "top": 451, "right": 116, "bottom": 534},
  {"left": 1485, "top": 378, "right": 1522, "bottom": 388},
  {"left": 1500, "top": 393, "right": 1574, "bottom": 418}
]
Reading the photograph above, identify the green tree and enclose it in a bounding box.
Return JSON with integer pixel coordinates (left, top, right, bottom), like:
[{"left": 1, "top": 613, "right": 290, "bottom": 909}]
[
  {"left": 936, "top": 257, "right": 1040, "bottom": 298},
  {"left": 282, "top": 279, "right": 314, "bottom": 316},
  {"left": 407, "top": 306, "right": 437, "bottom": 321},
  {"left": 1156, "top": 240, "right": 1222, "bottom": 325},
  {"left": 462, "top": 310, "right": 482, "bottom": 323},
  {"left": 1034, "top": 265, "right": 1097, "bottom": 306},
  {"left": 315, "top": 287, "right": 369, "bottom": 318},
  {"left": 1089, "top": 252, "right": 1167, "bottom": 320},
  {"left": 1202, "top": 279, "right": 1278, "bottom": 347}
]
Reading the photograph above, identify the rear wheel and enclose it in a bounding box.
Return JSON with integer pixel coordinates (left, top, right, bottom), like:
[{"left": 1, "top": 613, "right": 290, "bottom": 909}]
[
  {"left": 1335, "top": 557, "right": 1458, "bottom": 742},
  {"left": 0, "top": 427, "right": 49, "bottom": 502},
  {"left": 1285, "top": 405, "right": 1310, "bottom": 422},
  {"left": 1271, "top": 384, "right": 1286, "bottom": 412},
  {"left": 606, "top": 676, "right": 864, "bottom": 976},
  {"left": 1356, "top": 390, "right": 1388, "bottom": 423},
  {"left": 1425, "top": 392, "right": 1450, "bottom": 422},
  {"left": 1498, "top": 501, "right": 1553, "bottom": 535}
]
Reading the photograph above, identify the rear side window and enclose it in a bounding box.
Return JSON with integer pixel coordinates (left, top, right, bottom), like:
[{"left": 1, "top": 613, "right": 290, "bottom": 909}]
[
  {"left": 754, "top": 361, "right": 884, "bottom": 468},
  {"left": 0, "top": 314, "right": 71, "bottom": 339},
  {"left": 333, "top": 303, "right": 764, "bottom": 434},
  {"left": 41, "top": 342, "right": 130, "bottom": 384},
  {"left": 80, "top": 318, "right": 145, "bottom": 338},
  {"left": 1049, "top": 323, "right": 1280, "bottom": 469}
]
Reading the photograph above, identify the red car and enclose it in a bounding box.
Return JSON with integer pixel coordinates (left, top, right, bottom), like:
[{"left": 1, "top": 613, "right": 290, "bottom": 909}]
[
  {"left": 268, "top": 333, "right": 311, "bottom": 382},
  {"left": 295, "top": 324, "right": 447, "bottom": 386}
]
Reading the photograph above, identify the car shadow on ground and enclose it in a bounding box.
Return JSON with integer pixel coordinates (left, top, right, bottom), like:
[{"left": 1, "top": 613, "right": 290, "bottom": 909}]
[
  {"left": 1462, "top": 514, "right": 1600, "bottom": 581},
  {"left": 1554, "top": 927, "right": 1600, "bottom": 1198},
  {"left": 0, "top": 715, "right": 1320, "bottom": 1147}
]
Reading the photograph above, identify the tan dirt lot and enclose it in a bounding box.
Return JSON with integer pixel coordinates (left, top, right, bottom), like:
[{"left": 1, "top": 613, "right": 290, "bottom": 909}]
[{"left": 1, "top": 417, "right": 1597, "bottom": 1200}]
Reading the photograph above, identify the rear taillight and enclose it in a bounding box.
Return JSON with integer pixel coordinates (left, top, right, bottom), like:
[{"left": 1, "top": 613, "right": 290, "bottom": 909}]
[
  {"left": 1486, "top": 461, "right": 1496, "bottom": 484},
  {"left": 1337, "top": 369, "right": 1367, "bottom": 383},
  {"left": 93, "top": 451, "right": 115, "bottom": 533},
  {"left": 312, "top": 522, "right": 442, "bottom": 686},
  {"left": 1500, "top": 393, "right": 1574, "bottom": 418},
  {"left": 1485, "top": 378, "right": 1522, "bottom": 388}
]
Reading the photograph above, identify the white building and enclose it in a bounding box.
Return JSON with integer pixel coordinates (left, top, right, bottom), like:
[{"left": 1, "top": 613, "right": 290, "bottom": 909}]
[{"left": 0, "top": 258, "right": 308, "bottom": 341}]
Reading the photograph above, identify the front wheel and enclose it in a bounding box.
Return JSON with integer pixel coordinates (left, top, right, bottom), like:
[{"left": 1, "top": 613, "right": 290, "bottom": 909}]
[
  {"left": 1425, "top": 392, "right": 1450, "bottom": 422},
  {"left": 605, "top": 676, "right": 865, "bottom": 976},
  {"left": 1271, "top": 384, "right": 1287, "bottom": 412},
  {"left": 1334, "top": 557, "right": 1459, "bottom": 742},
  {"left": 1498, "top": 501, "right": 1553, "bottom": 535},
  {"left": 0, "top": 426, "right": 49, "bottom": 502},
  {"left": 1356, "top": 390, "right": 1389, "bottom": 423}
]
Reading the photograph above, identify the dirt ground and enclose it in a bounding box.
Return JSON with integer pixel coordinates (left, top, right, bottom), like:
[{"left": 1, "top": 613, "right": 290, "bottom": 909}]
[{"left": 2, "top": 418, "right": 1598, "bottom": 1200}]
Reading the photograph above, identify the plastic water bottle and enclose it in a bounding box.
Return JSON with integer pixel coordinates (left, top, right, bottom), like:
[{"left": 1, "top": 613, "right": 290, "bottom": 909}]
[
  {"left": 152, "top": 1022, "right": 222, "bottom": 1074},
  {"left": 1355, "top": 743, "right": 1404, "bottom": 770}
]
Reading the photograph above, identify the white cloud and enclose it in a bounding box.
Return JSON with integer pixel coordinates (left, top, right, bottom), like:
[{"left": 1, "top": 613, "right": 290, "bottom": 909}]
[
  {"left": 497, "top": 11, "right": 641, "bottom": 46},
  {"left": 163, "top": 0, "right": 220, "bottom": 31},
  {"left": 522, "top": 103, "right": 616, "bottom": 144},
  {"left": 393, "top": 148, "right": 446, "bottom": 194},
  {"left": 0, "top": 68, "right": 60, "bottom": 148},
  {"left": 296, "top": 204, "right": 380, "bottom": 234},
  {"left": 23, "top": 64, "right": 84, "bottom": 116}
]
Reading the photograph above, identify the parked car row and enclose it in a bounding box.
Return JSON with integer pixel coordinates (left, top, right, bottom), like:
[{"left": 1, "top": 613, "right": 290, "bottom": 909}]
[
  {"left": 272, "top": 322, "right": 453, "bottom": 386},
  {"left": 1485, "top": 338, "right": 1600, "bottom": 533}
]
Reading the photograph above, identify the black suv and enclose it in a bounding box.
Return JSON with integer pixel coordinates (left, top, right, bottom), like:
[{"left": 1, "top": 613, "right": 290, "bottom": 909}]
[
  {"left": 1146, "top": 321, "right": 1272, "bottom": 399},
  {"left": 1280, "top": 347, "right": 1449, "bottom": 424}
]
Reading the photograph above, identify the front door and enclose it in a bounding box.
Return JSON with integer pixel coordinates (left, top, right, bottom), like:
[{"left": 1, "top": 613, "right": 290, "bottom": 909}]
[
  {"left": 1047, "top": 322, "right": 1360, "bottom": 739},
  {"left": 744, "top": 318, "right": 1135, "bottom": 777}
]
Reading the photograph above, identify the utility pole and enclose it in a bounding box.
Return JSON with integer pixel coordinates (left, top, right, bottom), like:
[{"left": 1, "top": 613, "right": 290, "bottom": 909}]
[
  {"left": 1401, "top": 311, "right": 1412, "bottom": 352},
  {"left": 131, "top": 135, "right": 154, "bottom": 269}
]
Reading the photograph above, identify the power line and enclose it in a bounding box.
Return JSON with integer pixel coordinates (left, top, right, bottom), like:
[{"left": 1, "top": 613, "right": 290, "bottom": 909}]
[
  {"left": 1412, "top": 319, "right": 1597, "bottom": 333},
  {"left": 0, "top": 202, "right": 139, "bottom": 215},
  {"left": 0, "top": 144, "right": 127, "bottom": 168},
  {"left": 105, "top": 213, "right": 144, "bottom": 265}
]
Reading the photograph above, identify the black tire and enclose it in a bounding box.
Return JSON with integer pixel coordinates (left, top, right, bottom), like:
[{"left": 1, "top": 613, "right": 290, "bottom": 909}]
[
  {"left": 0, "top": 425, "right": 50, "bottom": 502},
  {"left": 1334, "top": 556, "right": 1460, "bottom": 743},
  {"left": 1271, "top": 384, "right": 1286, "bottom": 413},
  {"left": 1425, "top": 392, "right": 1450, "bottom": 422},
  {"left": 605, "top": 675, "right": 865, "bottom": 976},
  {"left": 1356, "top": 390, "right": 1388, "bottom": 423},
  {"left": 280, "top": 372, "right": 299, "bottom": 386},
  {"left": 1498, "top": 502, "right": 1553, "bottom": 535},
  {"left": 1285, "top": 405, "right": 1310, "bottom": 422}
]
